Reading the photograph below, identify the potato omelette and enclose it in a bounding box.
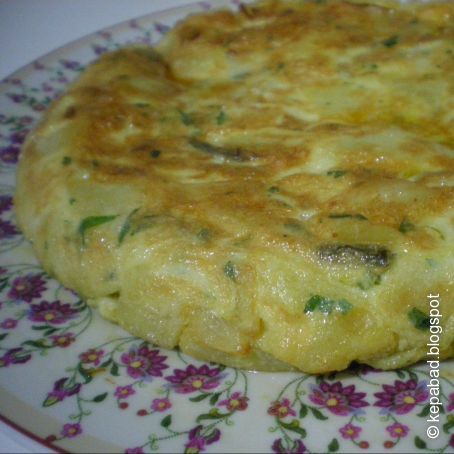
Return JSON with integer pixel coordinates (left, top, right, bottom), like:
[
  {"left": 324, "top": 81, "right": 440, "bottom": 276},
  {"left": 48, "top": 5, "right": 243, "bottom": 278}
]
[{"left": 15, "top": 0, "right": 454, "bottom": 373}]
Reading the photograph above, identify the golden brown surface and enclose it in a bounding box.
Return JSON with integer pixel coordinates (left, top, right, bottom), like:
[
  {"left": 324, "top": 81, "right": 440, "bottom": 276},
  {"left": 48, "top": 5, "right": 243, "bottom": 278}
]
[{"left": 15, "top": 0, "right": 454, "bottom": 373}]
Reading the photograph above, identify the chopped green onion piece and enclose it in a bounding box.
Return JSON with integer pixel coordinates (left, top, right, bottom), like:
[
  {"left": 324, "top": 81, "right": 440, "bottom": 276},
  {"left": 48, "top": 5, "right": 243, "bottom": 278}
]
[
  {"left": 399, "top": 219, "right": 415, "bottom": 233},
  {"left": 79, "top": 215, "right": 117, "bottom": 244},
  {"left": 408, "top": 308, "right": 430, "bottom": 331},
  {"left": 197, "top": 228, "right": 212, "bottom": 241},
  {"left": 179, "top": 110, "right": 193, "bottom": 126},
  {"left": 327, "top": 170, "right": 346, "bottom": 178},
  {"left": 304, "top": 295, "right": 353, "bottom": 315},
  {"left": 223, "top": 261, "right": 238, "bottom": 281},
  {"left": 383, "top": 35, "right": 399, "bottom": 47},
  {"left": 329, "top": 213, "right": 367, "bottom": 221},
  {"left": 118, "top": 208, "right": 140, "bottom": 245},
  {"left": 216, "top": 110, "right": 227, "bottom": 125}
]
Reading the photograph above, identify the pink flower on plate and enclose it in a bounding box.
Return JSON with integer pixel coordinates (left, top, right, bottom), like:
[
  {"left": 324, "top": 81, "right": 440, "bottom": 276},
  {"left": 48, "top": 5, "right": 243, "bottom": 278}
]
[
  {"left": 447, "top": 393, "right": 454, "bottom": 412},
  {"left": 61, "top": 59, "right": 82, "bottom": 71},
  {"left": 9, "top": 129, "right": 29, "bottom": 144},
  {"left": 28, "top": 300, "right": 78, "bottom": 324},
  {"left": 79, "top": 348, "right": 104, "bottom": 366},
  {"left": 165, "top": 364, "right": 224, "bottom": 394},
  {"left": 114, "top": 385, "right": 136, "bottom": 399},
  {"left": 374, "top": 379, "right": 428, "bottom": 414},
  {"left": 50, "top": 332, "right": 75, "bottom": 348},
  {"left": 120, "top": 344, "right": 168, "bottom": 380},
  {"left": 184, "top": 425, "right": 220, "bottom": 453},
  {"left": 218, "top": 392, "right": 249, "bottom": 412},
  {"left": 44, "top": 377, "right": 81, "bottom": 406},
  {"left": 151, "top": 398, "right": 171, "bottom": 412},
  {"left": 0, "top": 195, "right": 12, "bottom": 214},
  {"left": 7, "top": 273, "right": 47, "bottom": 302},
  {"left": 386, "top": 422, "right": 409, "bottom": 439},
  {"left": 0, "top": 219, "right": 18, "bottom": 238},
  {"left": 339, "top": 423, "right": 362, "bottom": 440},
  {"left": 309, "top": 381, "right": 369, "bottom": 416},
  {"left": 61, "top": 423, "right": 82, "bottom": 438},
  {"left": 114, "top": 385, "right": 135, "bottom": 400},
  {"left": 6, "top": 93, "right": 26, "bottom": 104},
  {"left": 0, "top": 145, "right": 20, "bottom": 164},
  {"left": 0, "top": 348, "right": 31, "bottom": 367},
  {"left": 0, "top": 318, "right": 18, "bottom": 330},
  {"left": 267, "top": 398, "right": 297, "bottom": 419},
  {"left": 125, "top": 448, "right": 144, "bottom": 454}
]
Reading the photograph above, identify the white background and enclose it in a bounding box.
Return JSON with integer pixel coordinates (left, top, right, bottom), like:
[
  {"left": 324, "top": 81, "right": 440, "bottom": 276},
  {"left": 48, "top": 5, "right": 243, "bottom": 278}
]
[{"left": 0, "top": 1, "right": 190, "bottom": 452}]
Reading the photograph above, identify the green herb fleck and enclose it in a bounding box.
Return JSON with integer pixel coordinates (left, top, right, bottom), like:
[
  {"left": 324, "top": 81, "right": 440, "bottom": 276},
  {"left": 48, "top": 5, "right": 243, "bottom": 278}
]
[
  {"left": 216, "top": 110, "right": 227, "bottom": 125},
  {"left": 398, "top": 219, "right": 415, "bottom": 234},
  {"left": 383, "top": 35, "right": 399, "bottom": 48},
  {"left": 62, "top": 156, "right": 72, "bottom": 166},
  {"left": 223, "top": 261, "right": 238, "bottom": 282},
  {"left": 232, "top": 72, "right": 249, "bottom": 80},
  {"left": 304, "top": 295, "right": 353, "bottom": 315},
  {"left": 79, "top": 215, "right": 117, "bottom": 245},
  {"left": 134, "top": 102, "right": 150, "bottom": 108},
  {"left": 408, "top": 308, "right": 430, "bottom": 331},
  {"left": 92, "top": 160, "right": 100, "bottom": 167},
  {"left": 179, "top": 110, "right": 193, "bottom": 126},
  {"left": 118, "top": 208, "right": 140, "bottom": 246},
  {"left": 197, "top": 228, "right": 212, "bottom": 241},
  {"left": 327, "top": 170, "right": 346, "bottom": 178},
  {"left": 268, "top": 186, "right": 279, "bottom": 193},
  {"left": 284, "top": 222, "right": 304, "bottom": 233},
  {"left": 329, "top": 213, "right": 368, "bottom": 221},
  {"left": 150, "top": 149, "right": 161, "bottom": 158},
  {"left": 357, "top": 271, "right": 381, "bottom": 290},
  {"left": 69, "top": 198, "right": 76, "bottom": 205}
]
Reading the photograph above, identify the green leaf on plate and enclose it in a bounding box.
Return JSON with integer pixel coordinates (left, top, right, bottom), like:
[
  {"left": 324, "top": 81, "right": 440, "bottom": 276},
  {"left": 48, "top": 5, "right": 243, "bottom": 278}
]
[
  {"left": 93, "top": 392, "right": 108, "bottom": 403},
  {"left": 310, "top": 407, "right": 328, "bottom": 420},
  {"left": 299, "top": 403, "right": 308, "bottom": 418},
  {"left": 414, "top": 436, "right": 427, "bottom": 450},
  {"left": 328, "top": 438, "right": 339, "bottom": 452},
  {"left": 417, "top": 403, "right": 430, "bottom": 417},
  {"left": 189, "top": 393, "right": 210, "bottom": 402},
  {"left": 161, "top": 415, "right": 172, "bottom": 428},
  {"left": 110, "top": 362, "right": 120, "bottom": 377},
  {"left": 279, "top": 420, "right": 307, "bottom": 438}
]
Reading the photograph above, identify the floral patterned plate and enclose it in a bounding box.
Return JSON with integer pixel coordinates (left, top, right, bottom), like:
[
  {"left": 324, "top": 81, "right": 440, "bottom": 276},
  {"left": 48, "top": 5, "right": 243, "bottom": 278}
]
[{"left": 0, "top": 1, "right": 453, "bottom": 452}]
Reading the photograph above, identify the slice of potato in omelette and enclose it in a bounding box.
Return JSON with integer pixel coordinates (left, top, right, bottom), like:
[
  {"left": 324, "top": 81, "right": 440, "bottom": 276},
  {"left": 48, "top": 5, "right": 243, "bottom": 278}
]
[{"left": 15, "top": 0, "right": 454, "bottom": 373}]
